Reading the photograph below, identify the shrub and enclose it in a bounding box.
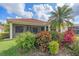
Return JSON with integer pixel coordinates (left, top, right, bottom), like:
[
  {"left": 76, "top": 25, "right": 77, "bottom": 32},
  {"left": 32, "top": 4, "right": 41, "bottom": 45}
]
[
  {"left": 48, "top": 41, "right": 59, "bottom": 55},
  {"left": 15, "top": 32, "right": 36, "bottom": 52},
  {"left": 0, "top": 32, "right": 9, "bottom": 39},
  {"left": 36, "top": 31, "right": 52, "bottom": 52},
  {"left": 71, "top": 40, "right": 79, "bottom": 56},
  {"left": 51, "top": 31, "right": 64, "bottom": 42},
  {"left": 64, "top": 28, "right": 75, "bottom": 44},
  {"left": 51, "top": 31, "right": 59, "bottom": 40}
]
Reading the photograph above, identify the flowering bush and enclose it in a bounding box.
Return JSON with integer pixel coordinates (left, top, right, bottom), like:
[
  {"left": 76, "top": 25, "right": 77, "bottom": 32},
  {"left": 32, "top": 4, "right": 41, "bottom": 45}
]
[
  {"left": 64, "top": 28, "right": 75, "bottom": 44},
  {"left": 36, "top": 31, "right": 52, "bottom": 52}
]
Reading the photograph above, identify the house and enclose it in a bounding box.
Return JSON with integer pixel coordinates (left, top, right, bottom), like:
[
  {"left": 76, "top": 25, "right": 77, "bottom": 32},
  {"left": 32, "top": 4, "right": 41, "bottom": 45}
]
[
  {"left": 70, "top": 24, "right": 79, "bottom": 34},
  {"left": 0, "top": 25, "right": 4, "bottom": 32},
  {"left": 7, "top": 18, "right": 50, "bottom": 39}
]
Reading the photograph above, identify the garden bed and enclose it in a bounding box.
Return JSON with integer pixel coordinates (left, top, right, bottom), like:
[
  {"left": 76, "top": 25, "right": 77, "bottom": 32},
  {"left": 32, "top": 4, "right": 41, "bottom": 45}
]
[
  {"left": 0, "top": 30, "right": 78, "bottom": 56},
  {"left": 0, "top": 39, "right": 77, "bottom": 56}
]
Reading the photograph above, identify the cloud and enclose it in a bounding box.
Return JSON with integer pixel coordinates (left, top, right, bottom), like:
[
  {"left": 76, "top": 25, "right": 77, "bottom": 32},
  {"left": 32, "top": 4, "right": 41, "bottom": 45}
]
[
  {"left": 57, "top": 3, "right": 74, "bottom": 7},
  {"left": 15, "top": 16, "right": 22, "bottom": 18},
  {"left": 57, "top": 3, "right": 65, "bottom": 7},
  {"left": 28, "top": 8, "right": 32, "bottom": 10},
  {"left": 0, "top": 3, "right": 33, "bottom": 18},
  {"left": 72, "top": 3, "right": 79, "bottom": 16},
  {"left": 36, "top": 12, "right": 49, "bottom": 20},
  {"left": 7, "top": 17, "right": 13, "bottom": 19},
  {"left": 25, "top": 11, "right": 33, "bottom": 18},
  {"left": 7, "top": 16, "right": 22, "bottom": 19},
  {"left": 33, "top": 4, "right": 53, "bottom": 14},
  {"left": 0, "top": 19, "right": 7, "bottom": 24},
  {"left": 33, "top": 4, "right": 53, "bottom": 21},
  {"left": 73, "top": 15, "right": 79, "bottom": 24}
]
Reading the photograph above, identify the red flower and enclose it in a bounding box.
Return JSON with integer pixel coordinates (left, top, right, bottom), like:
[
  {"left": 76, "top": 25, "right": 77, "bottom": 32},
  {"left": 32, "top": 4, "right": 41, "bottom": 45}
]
[{"left": 64, "top": 28, "right": 75, "bottom": 44}]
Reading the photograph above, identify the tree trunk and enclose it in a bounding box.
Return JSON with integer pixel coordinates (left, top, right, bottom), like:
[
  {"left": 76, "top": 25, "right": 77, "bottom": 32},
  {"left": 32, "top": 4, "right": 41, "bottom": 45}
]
[
  {"left": 58, "top": 25, "right": 61, "bottom": 33},
  {"left": 58, "top": 29, "right": 61, "bottom": 33}
]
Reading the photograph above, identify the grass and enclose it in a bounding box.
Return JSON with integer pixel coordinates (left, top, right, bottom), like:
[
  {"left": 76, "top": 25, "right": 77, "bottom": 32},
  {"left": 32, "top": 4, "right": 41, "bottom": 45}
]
[
  {"left": 0, "top": 40, "right": 16, "bottom": 53},
  {"left": 0, "top": 39, "right": 20, "bottom": 56},
  {"left": 0, "top": 39, "right": 36, "bottom": 56}
]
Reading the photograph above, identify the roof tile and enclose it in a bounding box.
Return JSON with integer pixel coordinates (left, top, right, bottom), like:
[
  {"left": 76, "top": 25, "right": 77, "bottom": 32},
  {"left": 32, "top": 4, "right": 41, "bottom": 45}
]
[{"left": 7, "top": 18, "right": 48, "bottom": 26}]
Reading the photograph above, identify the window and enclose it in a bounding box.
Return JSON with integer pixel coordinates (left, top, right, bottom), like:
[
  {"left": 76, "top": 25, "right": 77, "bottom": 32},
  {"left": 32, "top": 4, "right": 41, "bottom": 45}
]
[
  {"left": 41, "top": 26, "right": 44, "bottom": 31},
  {"left": 75, "top": 30, "right": 79, "bottom": 34},
  {"left": 41, "top": 26, "right": 48, "bottom": 31},
  {"left": 15, "top": 26, "right": 23, "bottom": 33},
  {"left": 32, "top": 27, "right": 38, "bottom": 33}
]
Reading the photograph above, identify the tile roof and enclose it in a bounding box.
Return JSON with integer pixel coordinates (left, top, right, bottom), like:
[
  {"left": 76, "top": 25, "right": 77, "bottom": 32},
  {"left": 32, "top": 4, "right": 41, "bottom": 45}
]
[{"left": 7, "top": 18, "right": 49, "bottom": 26}]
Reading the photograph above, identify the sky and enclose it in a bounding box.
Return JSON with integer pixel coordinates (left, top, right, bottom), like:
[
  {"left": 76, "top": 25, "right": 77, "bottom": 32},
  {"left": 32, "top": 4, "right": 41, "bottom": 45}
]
[{"left": 0, "top": 3, "right": 79, "bottom": 24}]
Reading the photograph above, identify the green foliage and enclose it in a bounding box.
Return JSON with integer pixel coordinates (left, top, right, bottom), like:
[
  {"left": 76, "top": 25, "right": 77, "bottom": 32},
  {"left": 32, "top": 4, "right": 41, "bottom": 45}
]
[
  {"left": 51, "top": 31, "right": 64, "bottom": 42},
  {"left": 0, "top": 32, "right": 9, "bottom": 39},
  {"left": 51, "top": 31, "right": 60, "bottom": 40},
  {"left": 48, "top": 41, "right": 59, "bottom": 55},
  {"left": 36, "top": 31, "right": 52, "bottom": 52},
  {"left": 49, "top": 4, "right": 73, "bottom": 32},
  {"left": 15, "top": 32, "right": 36, "bottom": 52},
  {"left": 71, "top": 40, "right": 79, "bottom": 56},
  {"left": 4, "top": 23, "right": 10, "bottom": 32},
  {"left": 51, "top": 31, "right": 58, "bottom": 40}
]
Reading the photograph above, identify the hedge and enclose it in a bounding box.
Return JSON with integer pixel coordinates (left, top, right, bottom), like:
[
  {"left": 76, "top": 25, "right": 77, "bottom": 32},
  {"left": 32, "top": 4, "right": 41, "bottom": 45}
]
[{"left": 0, "top": 32, "right": 9, "bottom": 39}]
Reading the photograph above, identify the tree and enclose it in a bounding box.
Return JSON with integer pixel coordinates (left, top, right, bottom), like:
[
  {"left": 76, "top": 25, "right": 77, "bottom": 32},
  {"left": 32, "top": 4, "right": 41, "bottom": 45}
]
[
  {"left": 4, "top": 23, "right": 10, "bottom": 32},
  {"left": 49, "top": 5, "right": 73, "bottom": 32}
]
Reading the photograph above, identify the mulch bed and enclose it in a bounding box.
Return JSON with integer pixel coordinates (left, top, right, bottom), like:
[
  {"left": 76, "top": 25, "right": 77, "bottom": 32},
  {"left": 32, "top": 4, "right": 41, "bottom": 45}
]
[{"left": 24, "top": 47, "right": 73, "bottom": 56}]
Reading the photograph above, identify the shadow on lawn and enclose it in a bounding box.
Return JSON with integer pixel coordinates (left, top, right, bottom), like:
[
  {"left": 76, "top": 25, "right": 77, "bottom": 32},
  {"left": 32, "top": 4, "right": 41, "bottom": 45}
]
[
  {"left": 0, "top": 46, "right": 20, "bottom": 56},
  {"left": 0, "top": 39, "right": 12, "bottom": 42}
]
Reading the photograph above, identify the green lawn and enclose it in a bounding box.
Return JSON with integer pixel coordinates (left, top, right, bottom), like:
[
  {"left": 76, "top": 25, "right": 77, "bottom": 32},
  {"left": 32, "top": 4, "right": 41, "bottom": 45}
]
[{"left": 0, "top": 39, "right": 19, "bottom": 56}]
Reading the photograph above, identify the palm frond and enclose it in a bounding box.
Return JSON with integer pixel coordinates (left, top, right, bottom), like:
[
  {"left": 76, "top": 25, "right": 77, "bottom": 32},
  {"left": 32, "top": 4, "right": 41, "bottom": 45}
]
[{"left": 49, "top": 4, "right": 73, "bottom": 32}]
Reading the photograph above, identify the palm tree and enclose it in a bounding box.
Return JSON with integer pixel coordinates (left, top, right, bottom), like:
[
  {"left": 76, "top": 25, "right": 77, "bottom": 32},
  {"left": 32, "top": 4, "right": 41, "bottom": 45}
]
[{"left": 49, "top": 5, "right": 74, "bottom": 32}]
